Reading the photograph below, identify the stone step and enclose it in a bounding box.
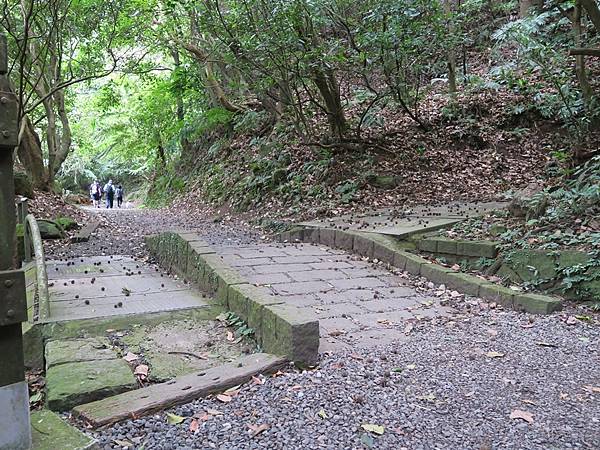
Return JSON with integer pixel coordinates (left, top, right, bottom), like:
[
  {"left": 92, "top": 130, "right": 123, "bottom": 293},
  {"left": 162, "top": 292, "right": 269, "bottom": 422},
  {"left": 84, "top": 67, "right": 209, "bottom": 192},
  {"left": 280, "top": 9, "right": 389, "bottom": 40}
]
[
  {"left": 31, "top": 410, "right": 98, "bottom": 450},
  {"left": 73, "top": 353, "right": 287, "bottom": 428},
  {"left": 45, "top": 338, "right": 137, "bottom": 411}
]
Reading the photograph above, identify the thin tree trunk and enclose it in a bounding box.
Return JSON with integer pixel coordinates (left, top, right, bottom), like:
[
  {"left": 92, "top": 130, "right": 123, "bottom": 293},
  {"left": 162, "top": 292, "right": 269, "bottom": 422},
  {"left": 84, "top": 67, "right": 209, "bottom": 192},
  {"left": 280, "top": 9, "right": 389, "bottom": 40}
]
[
  {"left": 574, "top": 1, "right": 594, "bottom": 106},
  {"left": 51, "top": 89, "right": 72, "bottom": 178},
  {"left": 312, "top": 68, "right": 347, "bottom": 138},
  {"left": 16, "top": 116, "right": 46, "bottom": 189},
  {"left": 444, "top": 0, "right": 457, "bottom": 97}
]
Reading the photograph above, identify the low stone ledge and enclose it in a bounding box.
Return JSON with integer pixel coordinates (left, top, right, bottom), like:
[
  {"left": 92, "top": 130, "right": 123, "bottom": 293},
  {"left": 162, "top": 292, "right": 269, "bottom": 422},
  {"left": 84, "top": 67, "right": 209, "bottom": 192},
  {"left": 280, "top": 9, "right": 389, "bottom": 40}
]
[
  {"left": 513, "top": 292, "right": 562, "bottom": 314},
  {"left": 276, "top": 226, "right": 562, "bottom": 315},
  {"left": 479, "top": 283, "right": 515, "bottom": 309},
  {"left": 262, "top": 304, "right": 319, "bottom": 366},
  {"left": 147, "top": 232, "right": 320, "bottom": 365}
]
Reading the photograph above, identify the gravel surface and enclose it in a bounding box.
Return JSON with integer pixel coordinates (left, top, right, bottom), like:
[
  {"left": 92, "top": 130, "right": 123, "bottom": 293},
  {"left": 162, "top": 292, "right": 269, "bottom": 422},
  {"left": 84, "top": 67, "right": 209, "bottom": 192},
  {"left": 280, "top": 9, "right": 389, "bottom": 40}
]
[
  {"left": 84, "top": 306, "right": 599, "bottom": 450},
  {"left": 46, "top": 207, "right": 261, "bottom": 260},
  {"left": 58, "top": 207, "right": 599, "bottom": 449}
]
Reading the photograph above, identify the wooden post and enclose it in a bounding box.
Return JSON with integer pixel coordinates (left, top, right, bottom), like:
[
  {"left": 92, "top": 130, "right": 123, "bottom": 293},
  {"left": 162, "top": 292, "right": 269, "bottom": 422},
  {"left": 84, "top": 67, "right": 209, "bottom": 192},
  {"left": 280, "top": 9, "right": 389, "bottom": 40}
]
[{"left": 0, "top": 33, "right": 31, "bottom": 450}]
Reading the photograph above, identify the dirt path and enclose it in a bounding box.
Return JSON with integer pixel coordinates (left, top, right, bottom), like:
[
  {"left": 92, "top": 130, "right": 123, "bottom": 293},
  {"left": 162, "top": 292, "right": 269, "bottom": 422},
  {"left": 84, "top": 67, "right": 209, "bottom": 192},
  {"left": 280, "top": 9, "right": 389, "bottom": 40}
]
[{"left": 59, "top": 207, "right": 599, "bottom": 450}]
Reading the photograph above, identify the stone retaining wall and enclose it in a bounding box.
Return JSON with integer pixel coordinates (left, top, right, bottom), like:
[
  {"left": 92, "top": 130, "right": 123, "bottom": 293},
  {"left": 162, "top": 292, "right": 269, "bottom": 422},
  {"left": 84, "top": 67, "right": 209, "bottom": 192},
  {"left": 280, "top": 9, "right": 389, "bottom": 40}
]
[
  {"left": 145, "top": 232, "right": 319, "bottom": 366},
  {"left": 276, "top": 227, "right": 562, "bottom": 314}
]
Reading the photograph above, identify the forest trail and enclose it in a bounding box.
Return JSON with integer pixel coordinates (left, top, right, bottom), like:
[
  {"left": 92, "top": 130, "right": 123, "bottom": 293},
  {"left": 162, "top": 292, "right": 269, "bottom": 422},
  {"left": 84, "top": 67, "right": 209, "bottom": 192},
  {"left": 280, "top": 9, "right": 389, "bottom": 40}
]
[{"left": 39, "top": 205, "right": 600, "bottom": 449}]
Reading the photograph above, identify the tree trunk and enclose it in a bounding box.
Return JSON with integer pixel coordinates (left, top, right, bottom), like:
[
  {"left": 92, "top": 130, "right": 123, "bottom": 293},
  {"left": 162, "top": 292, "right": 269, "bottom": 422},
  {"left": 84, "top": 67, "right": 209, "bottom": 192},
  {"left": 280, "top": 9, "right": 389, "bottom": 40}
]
[
  {"left": 16, "top": 116, "right": 47, "bottom": 189},
  {"left": 519, "top": 0, "right": 543, "bottom": 17},
  {"left": 444, "top": 0, "right": 457, "bottom": 97},
  {"left": 170, "top": 47, "right": 185, "bottom": 122},
  {"left": 581, "top": 0, "right": 600, "bottom": 32},
  {"left": 312, "top": 68, "right": 347, "bottom": 138},
  {"left": 51, "top": 89, "right": 72, "bottom": 178},
  {"left": 574, "top": 1, "right": 594, "bottom": 106}
]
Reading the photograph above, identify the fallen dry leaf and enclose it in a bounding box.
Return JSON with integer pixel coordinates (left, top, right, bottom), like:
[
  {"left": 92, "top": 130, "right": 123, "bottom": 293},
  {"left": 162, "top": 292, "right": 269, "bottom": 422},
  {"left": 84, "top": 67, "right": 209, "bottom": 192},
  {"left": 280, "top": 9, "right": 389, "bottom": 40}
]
[
  {"left": 404, "top": 323, "right": 414, "bottom": 334},
  {"left": 248, "top": 423, "right": 269, "bottom": 437},
  {"left": 521, "top": 399, "right": 537, "bottom": 405},
  {"left": 361, "top": 423, "right": 385, "bottom": 435},
  {"left": 510, "top": 409, "right": 534, "bottom": 424},
  {"left": 536, "top": 341, "right": 558, "bottom": 348},
  {"left": 226, "top": 331, "right": 235, "bottom": 341},
  {"left": 486, "top": 351, "right": 505, "bottom": 358},
  {"left": 134, "top": 364, "right": 149, "bottom": 378},
  {"left": 251, "top": 376, "right": 264, "bottom": 385},
  {"left": 123, "top": 352, "right": 139, "bottom": 362},
  {"left": 189, "top": 419, "right": 199, "bottom": 432},
  {"left": 216, "top": 394, "right": 232, "bottom": 403}
]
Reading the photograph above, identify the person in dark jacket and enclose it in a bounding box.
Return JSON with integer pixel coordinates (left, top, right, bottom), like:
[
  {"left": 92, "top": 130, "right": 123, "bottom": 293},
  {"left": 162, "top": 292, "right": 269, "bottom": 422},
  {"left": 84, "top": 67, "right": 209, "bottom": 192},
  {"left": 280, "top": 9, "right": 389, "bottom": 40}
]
[
  {"left": 104, "top": 180, "right": 115, "bottom": 208},
  {"left": 115, "top": 185, "right": 124, "bottom": 208}
]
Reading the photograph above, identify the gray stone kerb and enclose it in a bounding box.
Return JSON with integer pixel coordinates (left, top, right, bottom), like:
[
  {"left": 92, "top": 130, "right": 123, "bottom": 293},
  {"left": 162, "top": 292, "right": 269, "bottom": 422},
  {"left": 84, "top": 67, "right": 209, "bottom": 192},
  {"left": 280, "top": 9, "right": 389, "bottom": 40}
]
[
  {"left": 274, "top": 227, "right": 562, "bottom": 315},
  {"left": 144, "top": 233, "right": 319, "bottom": 366}
]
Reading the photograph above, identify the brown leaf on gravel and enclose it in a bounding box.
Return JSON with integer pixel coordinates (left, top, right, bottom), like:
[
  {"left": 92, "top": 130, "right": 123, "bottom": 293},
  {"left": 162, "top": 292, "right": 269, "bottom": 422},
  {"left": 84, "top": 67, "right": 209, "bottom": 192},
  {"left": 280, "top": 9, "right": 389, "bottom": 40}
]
[
  {"left": 582, "top": 385, "right": 600, "bottom": 394},
  {"left": 510, "top": 409, "right": 534, "bottom": 424},
  {"left": 226, "top": 331, "right": 235, "bottom": 341},
  {"left": 216, "top": 394, "right": 232, "bottom": 403},
  {"left": 328, "top": 329, "right": 346, "bottom": 336},
  {"left": 133, "top": 364, "right": 149, "bottom": 378},
  {"left": 404, "top": 323, "right": 414, "bottom": 334},
  {"left": 189, "top": 419, "right": 199, "bottom": 432},
  {"left": 486, "top": 351, "right": 505, "bottom": 358},
  {"left": 251, "top": 376, "right": 264, "bottom": 385},
  {"left": 350, "top": 353, "right": 364, "bottom": 360},
  {"left": 536, "top": 341, "right": 558, "bottom": 348},
  {"left": 521, "top": 399, "right": 537, "bottom": 405},
  {"left": 123, "top": 352, "right": 139, "bottom": 362},
  {"left": 248, "top": 423, "right": 269, "bottom": 437}
]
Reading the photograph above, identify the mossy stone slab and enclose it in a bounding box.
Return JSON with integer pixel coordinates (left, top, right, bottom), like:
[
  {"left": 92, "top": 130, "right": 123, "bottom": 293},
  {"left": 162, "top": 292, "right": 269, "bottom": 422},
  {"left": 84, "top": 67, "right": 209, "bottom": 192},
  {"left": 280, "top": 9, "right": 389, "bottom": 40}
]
[
  {"left": 46, "top": 359, "right": 137, "bottom": 411},
  {"left": 509, "top": 250, "right": 557, "bottom": 282},
  {"left": 45, "top": 338, "right": 115, "bottom": 369},
  {"left": 31, "top": 410, "right": 97, "bottom": 450}
]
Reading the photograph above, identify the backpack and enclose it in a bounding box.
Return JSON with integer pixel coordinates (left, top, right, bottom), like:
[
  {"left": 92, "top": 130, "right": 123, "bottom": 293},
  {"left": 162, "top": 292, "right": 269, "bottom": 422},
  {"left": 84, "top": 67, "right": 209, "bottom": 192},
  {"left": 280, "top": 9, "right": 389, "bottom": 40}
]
[
  {"left": 91, "top": 184, "right": 100, "bottom": 195},
  {"left": 115, "top": 187, "right": 123, "bottom": 198},
  {"left": 104, "top": 184, "right": 114, "bottom": 196}
]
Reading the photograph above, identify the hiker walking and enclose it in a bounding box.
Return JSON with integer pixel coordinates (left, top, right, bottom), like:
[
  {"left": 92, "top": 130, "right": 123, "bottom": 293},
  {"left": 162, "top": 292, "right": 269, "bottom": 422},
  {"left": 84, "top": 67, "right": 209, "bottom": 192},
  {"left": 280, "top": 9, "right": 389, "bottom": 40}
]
[
  {"left": 90, "top": 180, "right": 102, "bottom": 208},
  {"left": 115, "top": 184, "right": 124, "bottom": 208},
  {"left": 103, "top": 179, "right": 115, "bottom": 209}
]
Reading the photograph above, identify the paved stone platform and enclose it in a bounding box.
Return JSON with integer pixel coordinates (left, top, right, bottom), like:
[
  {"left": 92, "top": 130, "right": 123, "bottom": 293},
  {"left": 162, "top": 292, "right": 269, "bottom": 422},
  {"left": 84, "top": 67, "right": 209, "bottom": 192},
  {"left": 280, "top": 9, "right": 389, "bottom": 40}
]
[
  {"left": 215, "top": 243, "right": 451, "bottom": 352},
  {"left": 46, "top": 256, "right": 209, "bottom": 322},
  {"left": 300, "top": 201, "right": 505, "bottom": 237}
]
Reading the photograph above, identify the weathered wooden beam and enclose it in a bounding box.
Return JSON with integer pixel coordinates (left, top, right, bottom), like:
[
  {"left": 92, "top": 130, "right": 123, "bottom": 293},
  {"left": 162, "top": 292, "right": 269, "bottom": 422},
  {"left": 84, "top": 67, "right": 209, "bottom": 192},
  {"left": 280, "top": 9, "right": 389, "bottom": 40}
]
[{"left": 73, "top": 353, "right": 287, "bottom": 428}]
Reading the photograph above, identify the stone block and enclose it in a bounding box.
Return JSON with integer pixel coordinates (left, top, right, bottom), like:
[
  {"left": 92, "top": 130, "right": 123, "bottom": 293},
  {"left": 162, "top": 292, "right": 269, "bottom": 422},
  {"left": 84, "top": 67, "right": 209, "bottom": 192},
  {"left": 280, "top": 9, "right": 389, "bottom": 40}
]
[
  {"left": 45, "top": 338, "right": 115, "bottom": 369},
  {"left": 513, "top": 293, "right": 562, "bottom": 314},
  {"left": 456, "top": 240, "right": 499, "bottom": 258},
  {"left": 444, "top": 272, "right": 487, "bottom": 297},
  {"left": 277, "top": 231, "right": 291, "bottom": 243},
  {"left": 288, "top": 227, "right": 305, "bottom": 242},
  {"left": 319, "top": 228, "right": 336, "bottom": 248},
  {"left": 31, "top": 410, "right": 98, "bottom": 450},
  {"left": 434, "top": 238, "right": 458, "bottom": 255},
  {"left": 334, "top": 230, "right": 354, "bottom": 251},
  {"left": 262, "top": 304, "right": 319, "bottom": 366},
  {"left": 303, "top": 227, "right": 319, "bottom": 244},
  {"left": 233, "top": 285, "right": 284, "bottom": 339},
  {"left": 509, "top": 250, "right": 556, "bottom": 282},
  {"left": 557, "top": 250, "right": 593, "bottom": 269},
  {"left": 420, "top": 264, "right": 454, "bottom": 285},
  {"left": 417, "top": 238, "right": 438, "bottom": 253},
  {"left": 398, "top": 252, "right": 429, "bottom": 275},
  {"left": 227, "top": 284, "right": 250, "bottom": 319},
  {"left": 46, "top": 359, "right": 136, "bottom": 411},
  {"left": 353, "top": 233, "right": 374, "bottom": 258},
  {"left": 478, "top": 283, "right": 515, "bottom": 308}
]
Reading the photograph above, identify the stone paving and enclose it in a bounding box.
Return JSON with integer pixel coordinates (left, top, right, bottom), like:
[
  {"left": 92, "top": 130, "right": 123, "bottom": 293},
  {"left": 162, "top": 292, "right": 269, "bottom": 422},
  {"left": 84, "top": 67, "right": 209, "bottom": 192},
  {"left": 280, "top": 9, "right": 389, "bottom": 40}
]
[
  {"left": 300, "top": 200, "right": 506, "bottom": 236},
  {"left": 46, "top": 255, "right": 209, "bottom": 322},
  {"left": 215, "top": 242, "right": 451, "bottom": 352}
]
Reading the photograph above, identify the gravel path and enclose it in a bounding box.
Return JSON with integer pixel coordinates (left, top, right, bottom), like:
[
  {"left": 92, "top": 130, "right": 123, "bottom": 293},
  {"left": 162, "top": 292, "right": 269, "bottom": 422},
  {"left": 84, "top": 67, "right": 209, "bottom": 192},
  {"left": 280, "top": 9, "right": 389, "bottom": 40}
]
[{"left": 62, "top": 208, "right": 600, "bottom": 450}]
